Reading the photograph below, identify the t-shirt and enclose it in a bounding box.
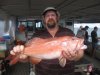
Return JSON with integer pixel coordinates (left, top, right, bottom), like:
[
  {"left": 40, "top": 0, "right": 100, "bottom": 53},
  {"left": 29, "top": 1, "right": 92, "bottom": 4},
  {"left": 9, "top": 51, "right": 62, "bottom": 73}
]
[
  {"left": 33, "top": 26, "right": 75, "bottom": 75},
  {"left": 16, "top": 31, "right": 26, "bottom": 41},
  {"left": 91, "top": 30, "right": 98, "bottom": 43},
  {"left": 85, "top": 30, "right": 88, "bottom": 40}
]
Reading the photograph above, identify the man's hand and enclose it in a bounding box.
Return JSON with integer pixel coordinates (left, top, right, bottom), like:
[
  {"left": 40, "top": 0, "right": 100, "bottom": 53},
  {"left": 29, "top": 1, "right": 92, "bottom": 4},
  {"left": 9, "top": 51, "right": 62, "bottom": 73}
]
[
  {"left": 62, "top": 45, "right": 87, "bottom": 61},
  {"left": 10, "top": 45, "right": 28, "bottom": 59}
]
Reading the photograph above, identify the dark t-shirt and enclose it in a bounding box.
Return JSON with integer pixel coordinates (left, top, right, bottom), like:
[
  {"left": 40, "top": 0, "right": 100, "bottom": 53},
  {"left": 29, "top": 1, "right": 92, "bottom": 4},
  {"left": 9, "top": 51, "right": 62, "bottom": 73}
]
[
  {"left": 85, "top": 30, "right": 88, "bottom": 40},
  {"left": 33, "top": 26, "right": 75, "bottom": 75},
  {"left": 91, "top": 30, "right": 98, "bottom": 43}
]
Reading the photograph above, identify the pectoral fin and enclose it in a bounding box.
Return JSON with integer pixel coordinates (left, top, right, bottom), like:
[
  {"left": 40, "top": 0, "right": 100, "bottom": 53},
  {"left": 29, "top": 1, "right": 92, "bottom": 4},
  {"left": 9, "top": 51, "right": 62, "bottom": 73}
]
[
  {"left": 59, "top": 55, "right": 66, "bottom": 67},
  {"left": 29, "top": 57, "right": 42, "bottom": 64}
]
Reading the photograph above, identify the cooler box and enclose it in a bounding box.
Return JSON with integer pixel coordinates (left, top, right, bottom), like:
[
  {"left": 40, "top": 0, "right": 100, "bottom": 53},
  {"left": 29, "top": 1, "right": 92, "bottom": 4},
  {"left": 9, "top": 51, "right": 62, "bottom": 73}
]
[
  {"left": 0, "top": 51, "right": 5, "bottom": 58},
  {"left": 0, "top": 41, "right": 7, "bottom": 58}
]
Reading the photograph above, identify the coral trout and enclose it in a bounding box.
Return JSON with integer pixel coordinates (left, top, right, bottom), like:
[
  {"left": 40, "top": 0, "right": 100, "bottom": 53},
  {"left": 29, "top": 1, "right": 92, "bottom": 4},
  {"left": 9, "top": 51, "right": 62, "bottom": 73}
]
[{"left": 7, "top": 36, "right": 86, "bottom": 67}]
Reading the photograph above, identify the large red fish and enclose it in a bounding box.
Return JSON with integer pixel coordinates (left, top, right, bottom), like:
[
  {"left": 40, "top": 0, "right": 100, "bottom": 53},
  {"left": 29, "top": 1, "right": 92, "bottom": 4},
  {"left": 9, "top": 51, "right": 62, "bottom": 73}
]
[{"left": 7, "top": 36, "right": 86, "bottom": 67}]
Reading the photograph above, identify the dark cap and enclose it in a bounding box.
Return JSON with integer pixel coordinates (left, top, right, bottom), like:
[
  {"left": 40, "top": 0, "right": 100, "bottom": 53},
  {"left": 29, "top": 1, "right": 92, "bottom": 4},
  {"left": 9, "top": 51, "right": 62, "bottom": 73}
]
[
  {"left": 42, "top": 7, "right": 60, "bottom": 16},
  {"left": 94, "top": 26, "right": 98, "bottom": 29},
  {"left": 85, "top": 26, "right": 89, "bottom": 28}
]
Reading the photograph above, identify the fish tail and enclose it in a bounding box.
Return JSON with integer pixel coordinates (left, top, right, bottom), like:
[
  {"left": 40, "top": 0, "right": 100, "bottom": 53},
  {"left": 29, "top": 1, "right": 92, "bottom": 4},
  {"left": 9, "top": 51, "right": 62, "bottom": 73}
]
[
  {"left": 9, "top": 56, "right": 19, "bottom": 66},
  {"left": 5, "top": 55, "right": 13, "bottom": 60}
]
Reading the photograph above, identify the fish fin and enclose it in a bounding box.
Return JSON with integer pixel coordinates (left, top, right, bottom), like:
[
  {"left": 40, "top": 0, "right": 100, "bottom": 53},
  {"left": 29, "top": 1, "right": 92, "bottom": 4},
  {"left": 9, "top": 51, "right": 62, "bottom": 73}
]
[
  {"left": 9, "top": 55, "right": 19, "bottom": 66},
  {"left": 59, "top": 56, "right": 66, "bottom": 67},
  {"left": 29, "top": 57, "right": 42, "bottom": 64},
  {"left": 5, "top": 55, "right": 14, "bottom": 60}
]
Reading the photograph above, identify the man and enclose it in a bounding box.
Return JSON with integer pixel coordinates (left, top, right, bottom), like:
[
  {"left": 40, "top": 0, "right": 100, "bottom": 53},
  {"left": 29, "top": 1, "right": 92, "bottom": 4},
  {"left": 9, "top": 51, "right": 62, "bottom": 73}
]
[
  {"left": 15, "top": 24, "right": 27, "bottom": 45},
  {"left": 10, "top": 7, "right": 85, "bottom": 75},
  {"left": 76, "top": 26, "right": 85, "bottom": 38},
  {"left": 91, "top": 26, "right": 98, "bottom": 56},
  {"left": 84, "top": 26, "right": 89, "bottom": 45}
]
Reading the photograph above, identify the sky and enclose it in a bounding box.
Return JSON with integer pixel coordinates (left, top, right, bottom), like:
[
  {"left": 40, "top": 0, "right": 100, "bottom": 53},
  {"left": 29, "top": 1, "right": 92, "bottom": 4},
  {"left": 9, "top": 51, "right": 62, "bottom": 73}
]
[
  {"left": 74, "top": 23, "right": 100, "bottom": 38},
  {"left": 74, "top": 23, "right": 100, "bottom": 28}
]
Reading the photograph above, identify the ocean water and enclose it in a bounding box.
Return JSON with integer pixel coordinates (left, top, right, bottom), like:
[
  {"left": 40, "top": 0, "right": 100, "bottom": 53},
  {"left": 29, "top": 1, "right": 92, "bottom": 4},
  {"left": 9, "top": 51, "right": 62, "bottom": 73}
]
[
  {"left": 74, "top": 28, "right": 100, "bottom": 37},
  {"left": 74, "top": 23, "right": 100, "bottom": 37}
]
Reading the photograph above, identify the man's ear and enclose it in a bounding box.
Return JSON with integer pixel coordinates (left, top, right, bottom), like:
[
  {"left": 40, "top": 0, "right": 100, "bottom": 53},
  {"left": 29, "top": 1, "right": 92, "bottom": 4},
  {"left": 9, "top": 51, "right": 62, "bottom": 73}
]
[
  {"left": 42, "top": 16, "right": 45, "bottom": 23},
  {"left": 57, "top": 16, "right": 60, "bottom": 23},
  {"left": 41, "top": 16, "right": 45, "bottom": 27},
  {"left": 42, "top": 16, "right": 45, "bottom": 20}
]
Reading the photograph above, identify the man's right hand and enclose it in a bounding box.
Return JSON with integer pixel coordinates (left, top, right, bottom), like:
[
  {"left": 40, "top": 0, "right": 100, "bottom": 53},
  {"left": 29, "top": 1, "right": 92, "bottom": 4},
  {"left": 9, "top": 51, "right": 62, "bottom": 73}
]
[{"left": 10, "top": 45, "right": 28, "bottom": 59}]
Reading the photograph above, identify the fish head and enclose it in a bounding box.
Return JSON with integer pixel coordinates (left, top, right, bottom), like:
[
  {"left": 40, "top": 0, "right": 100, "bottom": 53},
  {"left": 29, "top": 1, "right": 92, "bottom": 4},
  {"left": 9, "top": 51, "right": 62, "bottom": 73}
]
[
  {"left": 61, "top": 37, "right": 85, "bottom": 51},
  {"left": 60, "top": 37, "right": 85, "bottom": 51},
  {"left": 70, "top": 37, "right": 85, "bottom": 51},
  {"left": 59, "top": 37, "right": 85, "bottom": 67}
]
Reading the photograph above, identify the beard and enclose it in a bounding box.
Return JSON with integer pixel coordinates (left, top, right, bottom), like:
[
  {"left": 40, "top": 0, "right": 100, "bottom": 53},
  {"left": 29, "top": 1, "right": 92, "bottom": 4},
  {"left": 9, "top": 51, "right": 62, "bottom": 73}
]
[{"left": 47, "top": 18, "right": 56, "bottom": 29}]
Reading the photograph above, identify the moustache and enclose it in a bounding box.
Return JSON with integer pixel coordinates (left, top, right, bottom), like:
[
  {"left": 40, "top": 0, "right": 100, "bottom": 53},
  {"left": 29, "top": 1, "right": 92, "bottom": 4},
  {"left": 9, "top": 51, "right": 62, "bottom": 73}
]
[
  {"left": 47, "top": 18, "right": 55, "bottom": 25},
  {"left": 47, "top": 19, "right": 56, "bottom": 29}
]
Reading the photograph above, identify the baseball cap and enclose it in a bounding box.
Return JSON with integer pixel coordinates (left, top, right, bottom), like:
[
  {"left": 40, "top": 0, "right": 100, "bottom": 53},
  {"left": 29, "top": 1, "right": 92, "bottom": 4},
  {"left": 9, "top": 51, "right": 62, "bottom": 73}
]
[
  {"left": 94, "top": 26, "right": 98, "bottom": 29},
  {"left": 42, "top": 7, "right": 60, "bottom": 16}
]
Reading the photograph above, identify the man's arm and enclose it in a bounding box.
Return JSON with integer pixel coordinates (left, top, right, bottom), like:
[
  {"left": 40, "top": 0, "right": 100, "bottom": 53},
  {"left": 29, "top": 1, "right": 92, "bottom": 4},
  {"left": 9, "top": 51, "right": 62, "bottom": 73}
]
[
  {"left": 62, "top": 45, "right": 86, "bottom": 61},
  {"left": 61, "top": 49, "right": 84, "bottom": 62}
]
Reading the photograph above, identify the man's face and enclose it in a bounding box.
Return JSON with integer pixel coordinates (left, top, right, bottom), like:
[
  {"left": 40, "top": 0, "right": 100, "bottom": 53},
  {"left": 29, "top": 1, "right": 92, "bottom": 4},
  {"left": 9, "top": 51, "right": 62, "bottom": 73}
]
[{"left": 43, "top": 11, "right": 59, "bottom": 29}]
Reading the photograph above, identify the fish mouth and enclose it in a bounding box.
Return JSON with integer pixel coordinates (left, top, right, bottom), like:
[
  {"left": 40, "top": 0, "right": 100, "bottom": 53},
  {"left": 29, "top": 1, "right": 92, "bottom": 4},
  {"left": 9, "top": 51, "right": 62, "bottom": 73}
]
[
  {"left": 79, "top": 39, "right": 87, "bottom": 50},
  {"left": 74, "top": 38, "right": 85, "bottom": 50},
  {"left": 80, "top": 45, "right": 87, "bottom": 49}
]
